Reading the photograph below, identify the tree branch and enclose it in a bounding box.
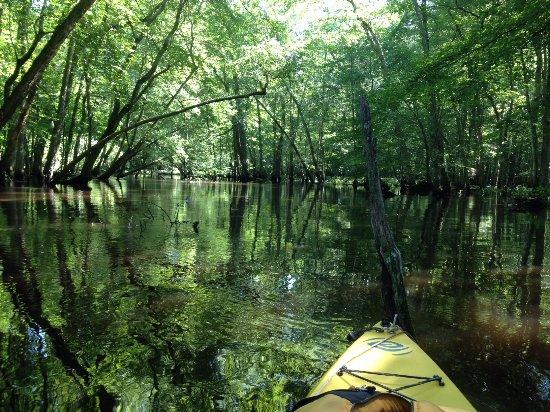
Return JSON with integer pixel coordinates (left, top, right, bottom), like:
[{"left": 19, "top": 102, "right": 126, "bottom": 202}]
[{"left": 53, "top": 85, "right": 267, "bottom": 182}]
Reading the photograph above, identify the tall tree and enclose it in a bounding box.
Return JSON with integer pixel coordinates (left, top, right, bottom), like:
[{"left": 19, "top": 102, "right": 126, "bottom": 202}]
[{"left": 410, "top": 0, "right": 451, "bottom": 193}]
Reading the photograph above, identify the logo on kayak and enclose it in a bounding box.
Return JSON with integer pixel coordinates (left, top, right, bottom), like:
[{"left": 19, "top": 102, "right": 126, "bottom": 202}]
[{"left": 365, "top": 338, "right": 412, "bottom": 355}]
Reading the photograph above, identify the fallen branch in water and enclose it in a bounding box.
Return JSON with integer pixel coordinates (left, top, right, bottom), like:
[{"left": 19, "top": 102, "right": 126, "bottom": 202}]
[{"left": 145, "top": 202, "right": 199, "bottom": 231}]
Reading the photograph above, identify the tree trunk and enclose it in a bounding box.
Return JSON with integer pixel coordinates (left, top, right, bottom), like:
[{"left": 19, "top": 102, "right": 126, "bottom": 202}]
[
  {"left": 256, "top": 99, "right": 264, "bottom": 178},
  {"left": 0, "top": 83, "right": 37, "bottom": 179},
  {"left": 99, "top": 140, "right": 144, "bottom": 180},
  {"left": 428, "top": 92, "right": 451, "bottom": 193},
  {"left": 66, "top": 80, "right": 89, "bottom": 175},
  {"left": 318, "top": 102, "right": 327, "bottom": 180},
  {"left": 540, "top": 45, "right": 550, "bottom": 187},
  {"left": 520, "top": 48, "right": 542, "bottom": 186},
  {"left": 287, "top": 112, "right": 296, "bottom": 182},
  {"left": 73, "top": 98, "right": 121, "bottom": 185},
  {"left": 54, "top": 87, "right": 267, "bottom": 185},
  {"left": 62, "top": 83, "right": 82, "bottom": 170},
  {"left": 31, "top": 135, "right": 47, "bottom": 183},
  {"left": 231, "top": 77, "right": 249, "bottom": 182},
  {"left": 84, "top": 74, "right": 93, "bottom": 150},
  {"left": 3, "top": 0, "right": 44, "bottom": 104},
  {"left": 411, "top": 102, "right": 431, "bottom": 184},
  {"left": 360, "top": 96, "right": 414, "bottom": 335},
  {"left": 287, "top": 88, "right": 323, "bottom": 182},
  {"left": 61, "top": 0, "right": 186, "bottom": 186},
  {"left": 411, "top": 0, "right": 450, "bottom": 193},
  {"left": 0, "top": 0, "right": 96, "bottom": 131},
  {"left": 256, "top": 97, "right": 315, "bottom": 183},
  {"left": 13, "top": 128, "right": 27, "bottom": 181},
  {"left": 43, "top": 37, "right": 76, "bottom": 180},
  {"left": 346, "top": 0, "right": 387, "bottom": 72},
  {"left": 272, "top": 116, "right": 283, "bottom": 184},
  {"left": 232, "top": 117, "right": 249, "bottom": 181}
]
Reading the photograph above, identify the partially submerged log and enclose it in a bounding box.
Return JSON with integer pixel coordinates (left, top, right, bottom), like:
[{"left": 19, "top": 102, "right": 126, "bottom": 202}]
[{"left": 360, "top": 96, "right": 414, "bottom": 336}]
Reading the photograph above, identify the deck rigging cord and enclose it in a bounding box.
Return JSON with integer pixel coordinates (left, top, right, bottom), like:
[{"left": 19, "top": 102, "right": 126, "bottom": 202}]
[
  {"left": 319, "top": 316, "right": 445, "bottom": 401},
  {"left": 337, "top": 366, "right": 444, "bottom": 402}
]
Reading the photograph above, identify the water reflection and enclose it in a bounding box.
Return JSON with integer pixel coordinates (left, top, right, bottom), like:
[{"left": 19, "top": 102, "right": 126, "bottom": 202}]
[{"left": 0, "top": 180, "right": 548, "bottom": 411}]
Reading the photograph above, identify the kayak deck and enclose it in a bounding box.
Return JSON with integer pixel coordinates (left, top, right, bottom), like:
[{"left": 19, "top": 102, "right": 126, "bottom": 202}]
[{"left": 309, "top": 324, "right": 475, "bottom": 411}]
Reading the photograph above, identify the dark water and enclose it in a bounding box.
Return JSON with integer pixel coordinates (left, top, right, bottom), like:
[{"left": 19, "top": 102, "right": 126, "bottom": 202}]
[{"left": 0, "top": 180, "right": 548, "bottom": 411}]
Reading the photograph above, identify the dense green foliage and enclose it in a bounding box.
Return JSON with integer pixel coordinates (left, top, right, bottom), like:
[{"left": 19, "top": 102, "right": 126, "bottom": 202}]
[{"left": 0, "top": 0, "right": 548, "bottom": 190}]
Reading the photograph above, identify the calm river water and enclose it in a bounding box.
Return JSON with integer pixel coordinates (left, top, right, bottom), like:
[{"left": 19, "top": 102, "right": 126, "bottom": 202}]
[{"left": 0, "top": 180, "right": 548, "bottom": 411}]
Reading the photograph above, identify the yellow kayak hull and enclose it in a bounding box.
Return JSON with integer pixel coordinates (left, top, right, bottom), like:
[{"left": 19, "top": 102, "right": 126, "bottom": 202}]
[{"left": 309, "top": 324, "right": 475, "bottom": 411}]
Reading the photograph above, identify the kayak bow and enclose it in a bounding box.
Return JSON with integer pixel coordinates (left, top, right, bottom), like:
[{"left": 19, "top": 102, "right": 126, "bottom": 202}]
[{"left": 307, "top": 322, "right": 475, "bottom": 411}]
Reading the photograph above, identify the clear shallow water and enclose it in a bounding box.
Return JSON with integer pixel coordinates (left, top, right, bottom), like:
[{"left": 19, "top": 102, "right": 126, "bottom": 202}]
[{"left": 0, "top": 180, "right": 548, "bottom": 411}]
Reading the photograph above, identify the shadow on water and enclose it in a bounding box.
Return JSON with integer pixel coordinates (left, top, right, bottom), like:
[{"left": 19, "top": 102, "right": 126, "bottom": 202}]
[{"left": 0, "top": 181, "right": 548, "bottom": 410}]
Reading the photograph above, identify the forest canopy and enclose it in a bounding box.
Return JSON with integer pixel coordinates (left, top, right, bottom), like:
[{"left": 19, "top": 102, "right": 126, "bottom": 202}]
[{"left": 0, "top": 0, "right": 548, "bottom": 193}]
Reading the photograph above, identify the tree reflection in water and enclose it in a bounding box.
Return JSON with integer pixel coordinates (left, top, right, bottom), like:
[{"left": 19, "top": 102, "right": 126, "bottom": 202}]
[{"left": 0, "top": 180, "right": 547, "bottom": 410}]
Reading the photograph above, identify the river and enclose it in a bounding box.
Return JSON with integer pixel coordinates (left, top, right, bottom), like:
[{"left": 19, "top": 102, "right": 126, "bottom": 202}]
[{"left": 0, "top": 180, "right": 548, "bottom": 411}]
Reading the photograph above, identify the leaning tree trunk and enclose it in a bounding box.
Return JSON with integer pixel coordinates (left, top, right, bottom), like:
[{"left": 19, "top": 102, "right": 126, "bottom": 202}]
[
  {"left": 0, "top": 0, "right": 96, "bottom": 131},
  {"left": 54, "top": 86, "right": 267, "bottom": 185},
  {"left": 99, "top": 139, "right": 145, "bottom": 180},
  {"left": 360, "top": 96, "right": 414, "bottom": 335},
  {"left": 60, "top": 0, "right": 186, "bottom": 187},
  {"left": 287, "top": 88, "right": 323, "bottom": 182}
]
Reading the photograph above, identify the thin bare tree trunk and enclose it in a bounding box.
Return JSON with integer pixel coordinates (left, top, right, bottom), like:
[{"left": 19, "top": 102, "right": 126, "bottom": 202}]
[
  {"left": 346, "top": 0, "right": 387, "bottom": 72},
  {"left": 256, "top": 99, "right": 264, "bottom": 178},
  {"left": 360, "top": 96, "right": 414, "bottom": 335}
]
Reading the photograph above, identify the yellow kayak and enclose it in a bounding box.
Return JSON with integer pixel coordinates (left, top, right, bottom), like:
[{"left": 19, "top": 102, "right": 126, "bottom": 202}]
[{"left": 306, "top": 322, "right": 475, "bottom": 411}]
